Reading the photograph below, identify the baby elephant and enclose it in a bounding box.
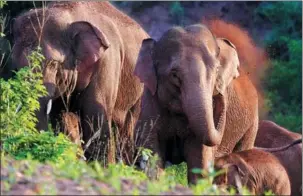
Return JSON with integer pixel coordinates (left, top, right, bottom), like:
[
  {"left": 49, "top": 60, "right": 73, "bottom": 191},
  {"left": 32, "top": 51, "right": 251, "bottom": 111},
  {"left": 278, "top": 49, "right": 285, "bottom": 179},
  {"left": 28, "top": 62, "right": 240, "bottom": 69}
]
[
  {"left": 213, "top": 138, "right": 301, "bottom": 194},
  {"left": 60, "top": 112, "right": 89, "bottom": 161},
  {"left": 255, "top": 120, "right": 302, "bottom": 196},
  {"left": 213, "top": 148, "right": 291, "bottom": 195},
  {"left": 60, "top": 112, "right": 81, "bottom": 146},
  {"left": 214, "top": 149, "right": 291, "bottom": 195}
]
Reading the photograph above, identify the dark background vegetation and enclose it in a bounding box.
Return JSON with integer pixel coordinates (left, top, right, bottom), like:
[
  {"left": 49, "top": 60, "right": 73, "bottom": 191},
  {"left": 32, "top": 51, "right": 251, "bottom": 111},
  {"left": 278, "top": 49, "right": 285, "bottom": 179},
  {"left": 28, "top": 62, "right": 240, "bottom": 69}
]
[{"left": 0, "top": 1, "right": 302, "bottom": 133}]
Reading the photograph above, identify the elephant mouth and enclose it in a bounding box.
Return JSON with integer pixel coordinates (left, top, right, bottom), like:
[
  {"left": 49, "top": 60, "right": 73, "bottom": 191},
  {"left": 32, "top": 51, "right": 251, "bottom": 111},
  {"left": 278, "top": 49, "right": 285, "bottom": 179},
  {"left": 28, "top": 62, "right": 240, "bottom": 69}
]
[{"left": 213, "top": 93, "right": 225, "bottom": 131}]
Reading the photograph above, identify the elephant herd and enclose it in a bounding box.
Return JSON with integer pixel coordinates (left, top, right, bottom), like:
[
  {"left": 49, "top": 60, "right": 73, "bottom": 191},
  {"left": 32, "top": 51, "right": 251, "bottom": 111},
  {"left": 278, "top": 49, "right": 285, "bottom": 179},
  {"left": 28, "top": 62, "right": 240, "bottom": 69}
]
[{"left": 4, "top": 2, "right": 302, "bottom": 195}]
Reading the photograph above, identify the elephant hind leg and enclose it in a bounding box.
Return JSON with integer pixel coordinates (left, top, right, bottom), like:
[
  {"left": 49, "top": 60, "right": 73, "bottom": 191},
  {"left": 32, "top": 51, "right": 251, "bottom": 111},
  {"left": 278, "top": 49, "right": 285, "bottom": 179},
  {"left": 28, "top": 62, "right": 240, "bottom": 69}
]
[
  {"left": 79, "top": 100, "right": 116, "bottom": 166},
  {"left": 115, "top": 98, "right": 141, "bottom": 165}
]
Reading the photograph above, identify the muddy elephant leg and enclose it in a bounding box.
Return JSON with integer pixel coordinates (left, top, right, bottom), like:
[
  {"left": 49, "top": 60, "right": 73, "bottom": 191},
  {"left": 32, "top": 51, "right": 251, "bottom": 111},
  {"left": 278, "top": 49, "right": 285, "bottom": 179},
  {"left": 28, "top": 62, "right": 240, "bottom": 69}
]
[
  {"left": 234, "top": 116, "right": 259, "bottom": 152},
  {"left": 184, "top": 134, "right": 215, "bottom": 184},
  {"left": 147, "top": 138, "right": 167, "bottom": 180},
  {"left": 80, "top": 100, "right": 115, "bottom": 165},
  {"left": 134, "top": 119, "right": 165, "bottom": 178},
  {"left": 146, "top": 139, "right": 165, "bottom": 180},
  {"left": 78, "top": 82, "right": 117, "bottom": 165},
  {"left": 117, "top": 98, "right": 141, "bottom": 165}
]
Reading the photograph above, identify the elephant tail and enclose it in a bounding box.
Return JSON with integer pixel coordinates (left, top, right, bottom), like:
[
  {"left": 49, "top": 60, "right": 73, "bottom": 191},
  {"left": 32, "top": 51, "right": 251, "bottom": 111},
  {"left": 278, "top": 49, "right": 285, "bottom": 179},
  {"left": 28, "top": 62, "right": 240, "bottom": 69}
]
[
  {"left": 255, "top": 138, "right": 302, "bottom": 152},
  {"left": 203, "top": 19, "right": 269, "bottom": 118}
]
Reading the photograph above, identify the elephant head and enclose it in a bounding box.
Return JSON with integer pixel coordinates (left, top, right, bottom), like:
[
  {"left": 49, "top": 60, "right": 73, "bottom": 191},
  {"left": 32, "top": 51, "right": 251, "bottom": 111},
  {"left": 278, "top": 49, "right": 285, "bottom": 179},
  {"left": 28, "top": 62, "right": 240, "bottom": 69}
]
[
  {"left": 213, "top": 156, "right": 255, "bottom": 193},
  {"left": 134, "top": 24, "right": 240, "bottom": 146},
  {"left": 11, "top": 8, "right": 110, "bottom": 131}
]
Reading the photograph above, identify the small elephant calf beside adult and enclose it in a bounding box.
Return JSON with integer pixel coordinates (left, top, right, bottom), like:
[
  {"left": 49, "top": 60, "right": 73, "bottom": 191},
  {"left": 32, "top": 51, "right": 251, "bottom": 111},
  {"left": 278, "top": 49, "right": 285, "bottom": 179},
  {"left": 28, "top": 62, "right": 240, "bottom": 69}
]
[
  {"left": 213, "top": 147, "right": 293, "bottom": 195},
  {"left": 213, "top": 120, "right": 302, "bottom": 195}
]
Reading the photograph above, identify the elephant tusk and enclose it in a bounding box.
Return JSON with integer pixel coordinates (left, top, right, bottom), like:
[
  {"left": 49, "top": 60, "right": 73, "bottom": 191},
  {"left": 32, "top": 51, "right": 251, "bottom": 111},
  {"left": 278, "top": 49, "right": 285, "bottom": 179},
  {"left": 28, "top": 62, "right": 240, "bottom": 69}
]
[
  {"left": 140, "top": 160, "right": 147, "bottom": 170},
  {"left": 139, "top": 154, "right": 150, "bottom": 170},
  {"left": 46, "top": 99, "right": 52, "bottom": 115}
]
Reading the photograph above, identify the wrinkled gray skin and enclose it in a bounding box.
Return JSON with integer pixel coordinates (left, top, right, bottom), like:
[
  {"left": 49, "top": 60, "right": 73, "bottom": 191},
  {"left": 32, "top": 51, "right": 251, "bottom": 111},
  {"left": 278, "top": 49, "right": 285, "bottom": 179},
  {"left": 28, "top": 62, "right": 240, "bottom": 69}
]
[
  {"left": 255, "top": 120, "right": 302, "bottom": 196},
  {"left": 11, "top": 2, "right": 149, "bottom": 163},
  {"left": 134, "top": 24, "right": 259, "bottom": 184}
]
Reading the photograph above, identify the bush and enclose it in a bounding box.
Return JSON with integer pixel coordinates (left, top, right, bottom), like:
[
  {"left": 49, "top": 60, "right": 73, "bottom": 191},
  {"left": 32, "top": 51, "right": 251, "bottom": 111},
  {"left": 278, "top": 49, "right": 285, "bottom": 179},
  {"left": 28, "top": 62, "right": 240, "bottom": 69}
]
[
  {"left": 255, "top": 2, "right": 302, "bottom": 132},
  {"left": 0, "top": 48, "right": 47, "bottom": 135},
  {"left": 0, "top": 47, "right": 77, "bottom": 163},
  {"left": 165, "top": 162, "right": 188, "bottom": 186}
]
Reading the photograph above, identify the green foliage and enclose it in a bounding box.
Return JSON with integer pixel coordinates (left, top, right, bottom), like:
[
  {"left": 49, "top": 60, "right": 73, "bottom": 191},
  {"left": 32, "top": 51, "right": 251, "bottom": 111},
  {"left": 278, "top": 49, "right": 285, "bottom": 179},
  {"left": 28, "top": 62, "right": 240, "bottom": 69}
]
[
  {"left": 3, "top": 131, "right": 77, "bottom": 162},
  {"left": 170, "top": 2, "right": 185, "bottom": 25},
  {"left": 165, "top": 162, "right": 188, "bottom": 186},
  {"left": 255, "top": 2, "right": 302, "bottom": 42},
  {"left": 255, "top": 2, "right": 302, "bottom": 132},
  {"left": 0, "top": 48, "right": 77, "bottom": 163},
  {"left": 0, "top": 0, "right": 6, "bottom": 9},
  {"left": 0, "top": 48, "right": 47, "bottom": 135}
]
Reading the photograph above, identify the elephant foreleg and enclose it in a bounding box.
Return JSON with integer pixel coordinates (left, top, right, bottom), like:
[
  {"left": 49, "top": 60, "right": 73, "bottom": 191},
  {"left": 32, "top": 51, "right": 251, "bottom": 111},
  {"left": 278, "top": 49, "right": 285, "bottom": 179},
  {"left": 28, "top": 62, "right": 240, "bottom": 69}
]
[
  {"left": 234, "top": 116, "right": 259, "bottom": 152},
  {"left": 134, "top": 119, "right": 165, "bottom": 179},
  {"left": 78, "top": 93, "right": 116, "bottom": 165},
  {"left": 117, "top": 98, "right": 142, "bottom": 165}
]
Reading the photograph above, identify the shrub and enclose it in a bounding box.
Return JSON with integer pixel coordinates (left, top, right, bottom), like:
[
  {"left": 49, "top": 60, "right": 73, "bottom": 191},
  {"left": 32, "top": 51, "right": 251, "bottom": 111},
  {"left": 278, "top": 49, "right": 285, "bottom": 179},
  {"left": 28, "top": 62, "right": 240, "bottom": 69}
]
[
  {"left": 0, "top": 47, "right": 77, "bottom": 163},
  {"left": 255, "top": 2, "right": 302, "bottom": 132},
  {"left": 0, "top": 48, "right": 47, "bottom": 135}
]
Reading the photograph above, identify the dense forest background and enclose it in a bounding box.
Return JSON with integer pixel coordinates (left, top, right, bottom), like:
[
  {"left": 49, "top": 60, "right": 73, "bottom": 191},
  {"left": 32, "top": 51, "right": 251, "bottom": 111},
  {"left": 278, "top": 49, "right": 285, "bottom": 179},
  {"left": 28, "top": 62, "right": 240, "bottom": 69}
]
[{"left": 0, "top": 1, "right": 302, "bottom": 133}]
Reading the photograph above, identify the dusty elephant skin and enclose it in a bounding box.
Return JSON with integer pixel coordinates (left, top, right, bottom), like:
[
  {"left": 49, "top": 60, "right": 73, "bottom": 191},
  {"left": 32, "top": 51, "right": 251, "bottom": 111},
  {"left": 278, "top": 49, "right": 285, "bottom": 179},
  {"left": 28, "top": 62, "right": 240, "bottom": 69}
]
[
  {"left": 213, "top": 149, "right": 291, "bottom": 195},
  {"left": 134, "top": 20, "right": 259, "bottom": 184},
  {"left": 255, "top": 120, "right": 302, "bottom": 196},
  {"left": 11, "top": 1, "right": 149, "bottom": 164}
]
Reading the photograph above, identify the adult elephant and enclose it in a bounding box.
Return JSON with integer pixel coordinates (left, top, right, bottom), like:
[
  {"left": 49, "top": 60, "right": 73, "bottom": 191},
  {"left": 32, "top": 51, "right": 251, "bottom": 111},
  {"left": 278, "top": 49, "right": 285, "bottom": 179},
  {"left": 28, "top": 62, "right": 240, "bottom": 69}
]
[
  {"left": 11, "top": 1, "right": 149, "bottom": 164},
  {"left": 134, "top": 23, "right": 259, "bottom": 184},
  {"left": 255, "top": 120, "right": 302, "bottom": 196}
]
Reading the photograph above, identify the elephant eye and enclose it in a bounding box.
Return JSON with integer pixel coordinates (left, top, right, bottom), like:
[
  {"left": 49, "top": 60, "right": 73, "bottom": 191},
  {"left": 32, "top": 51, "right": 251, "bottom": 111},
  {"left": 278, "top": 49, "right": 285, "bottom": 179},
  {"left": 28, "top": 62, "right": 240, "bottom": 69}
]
[
  {"left": 170, "top": 69, "right": 181, "bottom": 87},
  {"left": 172, "top": 72, "right": 178, "bottom": 78}
]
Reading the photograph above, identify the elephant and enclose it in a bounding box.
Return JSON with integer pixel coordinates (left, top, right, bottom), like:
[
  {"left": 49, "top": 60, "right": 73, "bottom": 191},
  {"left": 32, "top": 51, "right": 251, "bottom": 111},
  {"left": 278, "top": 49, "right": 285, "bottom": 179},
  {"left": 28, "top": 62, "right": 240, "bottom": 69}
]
[
  {"left": 11, "top": 1, "right": 149, "bottom": 164},
  {"left": 60, "top": 112, "right": 81, "bottom": 146},
  {"left": 255, "top": 120, "right": 302, "bottom": 196},
  {"left": 134, "top": 23, "right": 259, "bottom": 184},
  {"left": 213, "top": 147, "right": 292, "bottom": 195}
]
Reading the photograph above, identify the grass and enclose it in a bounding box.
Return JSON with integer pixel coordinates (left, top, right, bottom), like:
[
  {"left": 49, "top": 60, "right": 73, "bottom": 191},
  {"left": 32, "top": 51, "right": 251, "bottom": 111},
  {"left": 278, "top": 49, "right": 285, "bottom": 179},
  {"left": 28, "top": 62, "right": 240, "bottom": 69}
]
[{"left": 1, "top": 152, "right": 246, "bottom": 195}]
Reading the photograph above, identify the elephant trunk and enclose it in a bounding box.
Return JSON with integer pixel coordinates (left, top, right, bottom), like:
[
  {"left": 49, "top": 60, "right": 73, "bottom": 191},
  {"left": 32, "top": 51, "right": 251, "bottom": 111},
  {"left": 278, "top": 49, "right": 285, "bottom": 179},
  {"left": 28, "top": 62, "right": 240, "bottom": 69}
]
[{"left": 184, "top": 86, "right": 226, "bottom": 147}]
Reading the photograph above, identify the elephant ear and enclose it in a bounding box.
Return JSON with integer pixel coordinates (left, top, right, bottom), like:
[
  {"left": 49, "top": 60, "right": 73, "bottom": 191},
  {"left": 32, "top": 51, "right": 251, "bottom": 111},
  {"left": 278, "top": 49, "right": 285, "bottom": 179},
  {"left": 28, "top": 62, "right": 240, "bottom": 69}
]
[
  {"left": 214, "top": 38, "right": 240, "bottom": 95},
  {"left": 224, "top": 163, "right": 245, "bottom": 177},
  {"left": 134, "top": 38, "right": 157, "bottom": 95},
  {"left": 224, "top": 163, "right": 245, "bottom": 187},
  {"left": 67, "top": 21, "right": 110, "bottom": 74}
]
